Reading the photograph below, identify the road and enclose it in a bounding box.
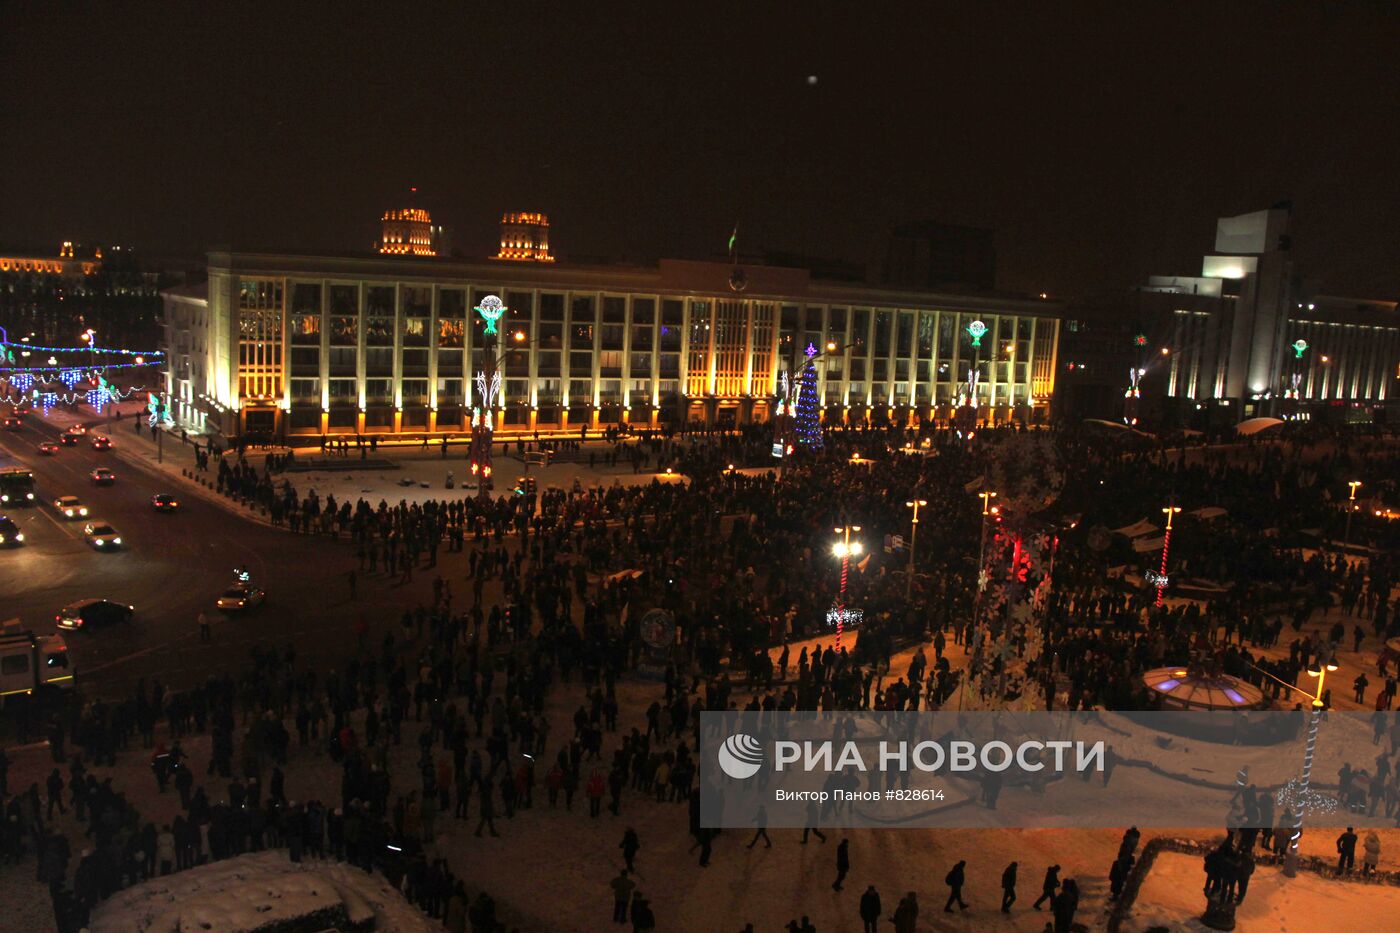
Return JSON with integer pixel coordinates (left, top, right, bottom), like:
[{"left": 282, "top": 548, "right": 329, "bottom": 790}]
[{"left": 0, "top": 415, "right": 388, "bottom": 698}]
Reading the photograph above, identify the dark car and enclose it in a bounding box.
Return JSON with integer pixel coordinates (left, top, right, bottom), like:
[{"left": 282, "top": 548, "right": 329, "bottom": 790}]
[
  {"left": 37, "top": 441, "right": 60, "bottom": 455},
  {"left": 59, "top": 432, "right": 80, "bottom": 446},
  {"left": 1, "top": 416, "right": 20, "bottom": 430},
  {"left": 56, "top": 598, "right": 134, "bottom": 631},
  {"left": 0, "top": 515, "right": 24, "bottom": 546},
  {"left": 91, "top": 435, "right": 113, "bottom": 451},
  {"left": 90, "top": 468, "right": 115, "bottom": 486},
  {"left": 152, "top": 494, "right": 180, "bottom": 512}
]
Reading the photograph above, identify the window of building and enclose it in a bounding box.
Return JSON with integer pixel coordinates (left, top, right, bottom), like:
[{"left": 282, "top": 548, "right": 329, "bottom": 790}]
[
  {"left": 402, "top": 317, "right": 428, "bottom": 346},
  {"left": 436, "top": 378, "right": 463, "bottom": 401},
  {"left": 402, "top": 379, "right": 429, "bottom": 404},
  {"left": 364, "top": 316, "right": 393, "bottom": 346},
  {"left": 328, "top": 347, "right": 356, "bottom": 375},
  {"left": 661, "top": 299, "right": 684, "bottom": 325},
  {"left": 630, "top": 353, "right": 651, "bottom": 375},
  {"left": 631, "top": 325, "right": 653, "bottom": 352},
  {"left": 440, "top": 289, "right": 466, "bottom": 319},
  {"left": 539, "top": 292, "right": 565, "bottom": 321},
  {"left": 630, "top": 298, "right": 655, "bottom": 324},
  {"left": 365, "top": 379, "right": 392, "bottom": 403},
  {"left": 438, "top": 318, "right": 464, "bottom": 348},
  {"left": 289, "top": 347, "right": 319, "bottom": 374},
  {"left": 365, "top": 347, "right": 393, "bottom": 374},
  {"left": 402, "top": 286, "right": 430, "bottom": 317},
  {"left": 329, "top": 316, "right": 356, "bottom": 345},
  {"left": 536, "top": 351, "right": 561, "bottom": 376},
  {"left": 330, "top": 284, "right": 357, "bottom": 316},
  {"left": 402, "top": 348, "right": 428, "bottom": 375},
  {"left": 602, "top": 296, "right": 627, "bottom": 323},
  {"left": 570, "top": 295, "right": 595, "bottom": 324},
  {"left": 290, "top": 378, "right": 320, "bottom": 402},
  {"left": 366, "top": 285, "right": 394, "bottom": 317}
]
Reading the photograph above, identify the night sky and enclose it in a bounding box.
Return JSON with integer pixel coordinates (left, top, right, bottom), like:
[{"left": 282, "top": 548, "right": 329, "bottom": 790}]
[{"left": 3, "top": 2, "right": 1398, "bottom": 299}]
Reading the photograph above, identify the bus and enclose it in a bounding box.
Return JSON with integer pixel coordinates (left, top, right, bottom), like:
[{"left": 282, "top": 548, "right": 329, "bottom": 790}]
[{"left": 0, "top": 467, "right": 36, "bottom": 506}]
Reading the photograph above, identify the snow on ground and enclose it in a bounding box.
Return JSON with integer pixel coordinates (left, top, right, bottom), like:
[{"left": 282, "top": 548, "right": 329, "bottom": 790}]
[
  {"left": 1123, "top": 851, "right": 1400, "bottom": 932},
  {"left": 89, "top": 850, "right": 437, "bottom": 933}
]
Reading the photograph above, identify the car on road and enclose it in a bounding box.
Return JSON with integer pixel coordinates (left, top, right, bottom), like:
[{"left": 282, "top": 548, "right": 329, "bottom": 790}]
[
  {"left": 37, "top": 441, "right": 60, "bottom": 455},
  {"left": 90, "top": 468, "right": 116, "bottom": 486},
  {"left": 59, "top": 432, "right": 81, "bottom": 446},
  {"left": 152, "top": 494, "right": 180, "bottom": 512},
  {"left": 52, "top": 495, "right": 89, "bottom": 520},
  {"left": 83, "top": 523, "right": 122, "bottom": 549},
  {"left": 69, "top": 424, "right": 87, "bottom": 435},
  {"left": 1, "top": 416, "right": 21, "bottom": 430},
  {"left": 0, "top": 515, "right": 24, "bottom": 546},
  {"left": 56, "top": 598, "right": 134, "bottom": 631},
  {"left": 91, "top": 435, "right": 112, "bottom": 451},
  {"left": 216, "top": 583, "right": 266, "bottom": 612}
]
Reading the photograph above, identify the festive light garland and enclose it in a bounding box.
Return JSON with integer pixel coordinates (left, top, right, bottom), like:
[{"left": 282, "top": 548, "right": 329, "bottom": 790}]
[
  {"left": 0, "top": 340, "right": 163, "bottom": 357},
  {"left": 0, "top": 361, "right": 157, "bottom": 373}
]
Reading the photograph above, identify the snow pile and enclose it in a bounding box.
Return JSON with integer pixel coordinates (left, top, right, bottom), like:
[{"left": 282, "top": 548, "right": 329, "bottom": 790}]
[
  {"left": 1125, "top": 851, "right": 1400, "bottom": 932},
  {"left": 89, "top": 851, "right": 436, "bottom": 933}
]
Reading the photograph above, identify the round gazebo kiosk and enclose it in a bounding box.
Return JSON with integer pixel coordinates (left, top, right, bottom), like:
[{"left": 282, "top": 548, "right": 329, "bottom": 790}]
[{"left": 1143, "top": 664, "right": 1266, "bottom": 711}]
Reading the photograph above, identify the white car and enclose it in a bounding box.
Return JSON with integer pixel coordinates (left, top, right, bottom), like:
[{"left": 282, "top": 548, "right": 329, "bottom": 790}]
[
  {"left": 83, "top": 523, "right": 123, "bottom": 549},
  {"left": 53, "top": 495, "right": 90, "bottom": 520},
  {"left": 216, "top": 583, "right": 266, "bottom": 612}
]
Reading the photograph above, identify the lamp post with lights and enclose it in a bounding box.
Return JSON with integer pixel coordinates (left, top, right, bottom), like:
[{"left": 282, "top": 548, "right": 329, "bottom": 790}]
[
  {"left": 905, "top": 499, "right": 927, "bottom": 598},
  {"left": 1282, "top": 652, "right": 1339, "bottom": 878},
  {"left": 831, "top": 524, "right": 863, "bottom": 651},
  {"left": 1342, "top": 481, "right": 1362, "bottom": 561},
  {"left": 1155, "top": 506, "right": 1181, "bottom": 608},
  {"left": 470, "top": 296, "right": 528, "bottom": 500}
]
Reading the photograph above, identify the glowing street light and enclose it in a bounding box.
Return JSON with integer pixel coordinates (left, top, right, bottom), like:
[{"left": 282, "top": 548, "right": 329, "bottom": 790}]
[
  {"left": 832, "top": 524, "right": 863, "bottom": 650},
  {"left": 905, "top": 499, "right": 927, "bottom": 598},
  {"left": 1156, "top": 506, "right": 1182, "bottom": 607},
  {"left": 1342, "top": 481, "right": 1362, "bottom": 560},
  {"left": 1282, "top": 653, "right": 1339, "bottom": 878}
]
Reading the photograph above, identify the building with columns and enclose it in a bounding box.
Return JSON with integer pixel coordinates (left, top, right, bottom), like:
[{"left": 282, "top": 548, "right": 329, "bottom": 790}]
[{"left": 163, "top": 233, "right": 1061, "bottom": 440}]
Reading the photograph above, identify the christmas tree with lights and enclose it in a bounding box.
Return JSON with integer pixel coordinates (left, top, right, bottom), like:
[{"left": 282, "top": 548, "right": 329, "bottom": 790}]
[{"left": 795, "top": 344, "right": 823, "bottom": 449}]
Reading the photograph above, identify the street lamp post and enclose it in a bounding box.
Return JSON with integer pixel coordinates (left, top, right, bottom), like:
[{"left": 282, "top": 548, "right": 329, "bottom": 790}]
[
  {"left": 1342, "top": 481, "right": 1361, "bottom": 561},
  {"left": 470, "top": 296, "right": 528, "bottom": 501},
  {"left": 904, "top": 499, "right": 927, "bottom": 598},
  {"left": 831, "top": 524, "right": 863, "bottom": 652},
  {"left": 1155, "top": 506, "right": 1182, "bottom": 608},
  {"left": 1283, "top": 653, "right": 1338, "bottom": 878}
]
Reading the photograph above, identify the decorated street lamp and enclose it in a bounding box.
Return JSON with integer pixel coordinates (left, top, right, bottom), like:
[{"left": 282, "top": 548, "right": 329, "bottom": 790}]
[
  {"left": 1155, "top": 506, "right": 1181, "bottom": 608},
  {"left": 831, "top": 525, "right": 863, "bottom": 651},
  {"left": 904, "top": 499, "right": 927, "bottom": 598}
]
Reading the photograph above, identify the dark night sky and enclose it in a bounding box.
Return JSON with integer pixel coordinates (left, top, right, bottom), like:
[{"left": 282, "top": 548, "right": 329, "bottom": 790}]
[{"left": 3, "top": 2, "right": 1398, "bottom": 299}]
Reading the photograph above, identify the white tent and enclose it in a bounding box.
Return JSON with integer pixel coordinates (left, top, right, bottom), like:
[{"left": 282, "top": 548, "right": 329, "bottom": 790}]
[
  {"left": 1112, "top": 518, "right": 1158, "bottom": 539},
  {"left": 1235, "top": 416, "right": 1284, "bottom": 435}
]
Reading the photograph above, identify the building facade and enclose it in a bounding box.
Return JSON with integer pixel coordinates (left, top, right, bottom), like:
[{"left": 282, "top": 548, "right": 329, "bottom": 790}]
[
  {"left": 1058, "top": 208, "right": 1399, "bottom": 425},
  {"left": 164, "top": 247, "right": 1060, "bottom": 440}
]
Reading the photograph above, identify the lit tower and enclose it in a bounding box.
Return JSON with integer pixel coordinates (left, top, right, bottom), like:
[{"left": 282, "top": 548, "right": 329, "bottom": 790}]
[
  {"left": 494, "top": 212, "right": 554, "bottom": 262},
  {"left": 377, "top": 189, "right": 438, "bottom": 256}
]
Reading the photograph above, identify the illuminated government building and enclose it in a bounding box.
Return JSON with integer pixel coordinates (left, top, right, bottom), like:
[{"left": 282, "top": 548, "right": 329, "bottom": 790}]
[{"left": 163, "top": 208, "right": 1062, "bottom": 438}]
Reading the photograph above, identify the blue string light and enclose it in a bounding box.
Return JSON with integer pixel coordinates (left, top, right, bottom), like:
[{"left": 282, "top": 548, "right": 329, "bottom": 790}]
[
  {"left": 0, "top": 341, "right": 164, "bottom": 356},
  {"left": 0, "top": 361, "right": 157, "bottom": 373}
]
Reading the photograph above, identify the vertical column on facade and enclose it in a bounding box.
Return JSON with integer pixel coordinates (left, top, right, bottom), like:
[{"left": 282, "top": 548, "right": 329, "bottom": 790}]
[
  {"left": 392, "top": 282, "right": 404, "bottom": 434},
  {"left": 355, "top": 282, "right": 367, "bottom": 435},
  {"left": 589, "top": 291, "right": 602, "bottom": 429},
  {"left": 427, "top": 285, "right": 439, "bottom": 434},
  {"left": 528, "top": 288, "right": 540, "bottom": 431},
  {"left": 672, "top": 294, "right": 683, "bottom": 420},
  {"left": 319, "top": 279, "right": 330, "bottom": 436},
  {"left": 560, "top": 290, "right": 573, "bottom": 431},
  {"left": 649, "top": 297, "right": 661, "bottom": 427},
  {"left": 620, "top": 295, "right": 633, "bottom": 425}
]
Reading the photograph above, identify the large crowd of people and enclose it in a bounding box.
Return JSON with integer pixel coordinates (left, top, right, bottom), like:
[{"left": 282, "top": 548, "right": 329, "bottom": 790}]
[{"left": 2, "top": 418, "right": 1397, "bottom": 931}]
